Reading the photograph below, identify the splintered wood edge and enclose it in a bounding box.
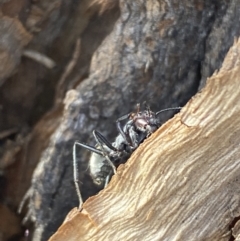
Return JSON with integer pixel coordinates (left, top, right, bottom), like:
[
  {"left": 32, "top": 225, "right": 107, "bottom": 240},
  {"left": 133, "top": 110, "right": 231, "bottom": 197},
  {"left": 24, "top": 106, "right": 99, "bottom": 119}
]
[{"left": 49, "top": 38, "right": 240, "bottom": 241}]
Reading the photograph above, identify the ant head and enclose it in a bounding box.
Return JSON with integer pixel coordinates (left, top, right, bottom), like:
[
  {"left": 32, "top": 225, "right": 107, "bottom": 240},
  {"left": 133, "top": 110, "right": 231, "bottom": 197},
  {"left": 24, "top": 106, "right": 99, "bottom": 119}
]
[
  {"left": 131, "top": 108, "right": 159, "bottom": 134},
  {"left": 132, "top": 106, "right": 181, "bottom": 134}
]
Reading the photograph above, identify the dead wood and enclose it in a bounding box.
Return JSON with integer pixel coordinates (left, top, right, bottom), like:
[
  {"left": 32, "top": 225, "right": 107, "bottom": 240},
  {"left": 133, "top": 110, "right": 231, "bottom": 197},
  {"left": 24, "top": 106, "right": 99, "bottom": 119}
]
[{"left": 49, "top": 38, "right": 240, "bottom": 241}]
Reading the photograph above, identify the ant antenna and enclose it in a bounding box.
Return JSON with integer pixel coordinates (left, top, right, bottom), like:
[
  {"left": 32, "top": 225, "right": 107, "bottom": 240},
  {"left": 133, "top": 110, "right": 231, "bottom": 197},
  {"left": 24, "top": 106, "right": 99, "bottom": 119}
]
[
  {"left": 136, "top": 103, "right": 140, "bottom": 113},
  {"left": 142, "top": 101, "right": 151, "bottom": 111},
  {"left": 156, "top": 107, "right": 182, "bottom": 115}
]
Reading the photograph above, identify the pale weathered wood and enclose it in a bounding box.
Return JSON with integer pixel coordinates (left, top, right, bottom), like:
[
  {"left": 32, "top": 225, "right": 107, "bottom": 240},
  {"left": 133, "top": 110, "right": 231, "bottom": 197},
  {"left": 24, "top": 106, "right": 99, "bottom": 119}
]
[{"left": 49, "top": 38, "right": 240, "bottom": 241}]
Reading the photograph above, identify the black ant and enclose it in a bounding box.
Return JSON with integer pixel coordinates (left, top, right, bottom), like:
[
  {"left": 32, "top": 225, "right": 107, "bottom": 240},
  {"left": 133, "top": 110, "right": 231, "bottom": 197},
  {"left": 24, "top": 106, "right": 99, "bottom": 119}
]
[{"left": 73, "top": 104, "right": 181, "bottom": 209}]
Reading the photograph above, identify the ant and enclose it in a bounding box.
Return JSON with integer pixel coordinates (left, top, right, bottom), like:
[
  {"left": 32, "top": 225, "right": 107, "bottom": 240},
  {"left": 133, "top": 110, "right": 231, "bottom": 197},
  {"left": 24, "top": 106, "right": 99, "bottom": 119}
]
[{"left": 73, "top": 104, "right": 181, "bottom": 210}]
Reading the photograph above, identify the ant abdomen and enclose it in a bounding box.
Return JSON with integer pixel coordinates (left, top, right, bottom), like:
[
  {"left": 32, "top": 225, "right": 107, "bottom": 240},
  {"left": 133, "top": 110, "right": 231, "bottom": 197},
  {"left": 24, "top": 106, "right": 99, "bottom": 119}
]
[{"left": 89, "top": 152, "right": 113, "bottom": 186}]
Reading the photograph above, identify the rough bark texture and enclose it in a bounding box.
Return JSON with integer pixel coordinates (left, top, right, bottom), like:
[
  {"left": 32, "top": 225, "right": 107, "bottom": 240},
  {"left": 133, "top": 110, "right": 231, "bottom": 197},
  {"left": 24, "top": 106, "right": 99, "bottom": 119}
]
[
  {"left": 0, "top": 0, "right": 240, "bottom": 240},
  {"left": 49, "top": 38, "right": 240, "bottom": 241}
]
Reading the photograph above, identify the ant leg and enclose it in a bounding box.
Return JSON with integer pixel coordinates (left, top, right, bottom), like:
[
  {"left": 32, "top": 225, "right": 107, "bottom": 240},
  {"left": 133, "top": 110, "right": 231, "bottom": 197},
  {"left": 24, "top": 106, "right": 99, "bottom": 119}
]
[
  {"left": 116, "top": 114, "right": 134, "bottom": 146},
  {"left": 128, "top": 126, "right": 139, "bottom": 149},
  {"left": 93, "top": 130, "right": 117, "bottom": 175},
  {"left": 73, "top": 141, "right": 84, "bottom": 210},
  {"left": 104, "top": 174, "right": 111, "bottom": 188},
  {"left": 116, "top": 103, "right": 141, "bottom": 147},
  {"left": 73, "top": 140, "right": 113, "bottom": 210},
  {"left": 74, "top": 141, "right": 104, "bottom": 156},
  {"left": 94, "top": 131, "right": 118, "bottom": 152},
  {"left": 117, "top": 116, "right": 141, "bottom": 150}
]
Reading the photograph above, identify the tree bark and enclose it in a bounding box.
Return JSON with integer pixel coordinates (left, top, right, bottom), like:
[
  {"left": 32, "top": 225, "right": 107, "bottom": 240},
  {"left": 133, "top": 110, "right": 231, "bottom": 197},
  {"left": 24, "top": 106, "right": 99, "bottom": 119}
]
[{"left": 49, "top": 38, "right": 240, "bottom": 241}]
